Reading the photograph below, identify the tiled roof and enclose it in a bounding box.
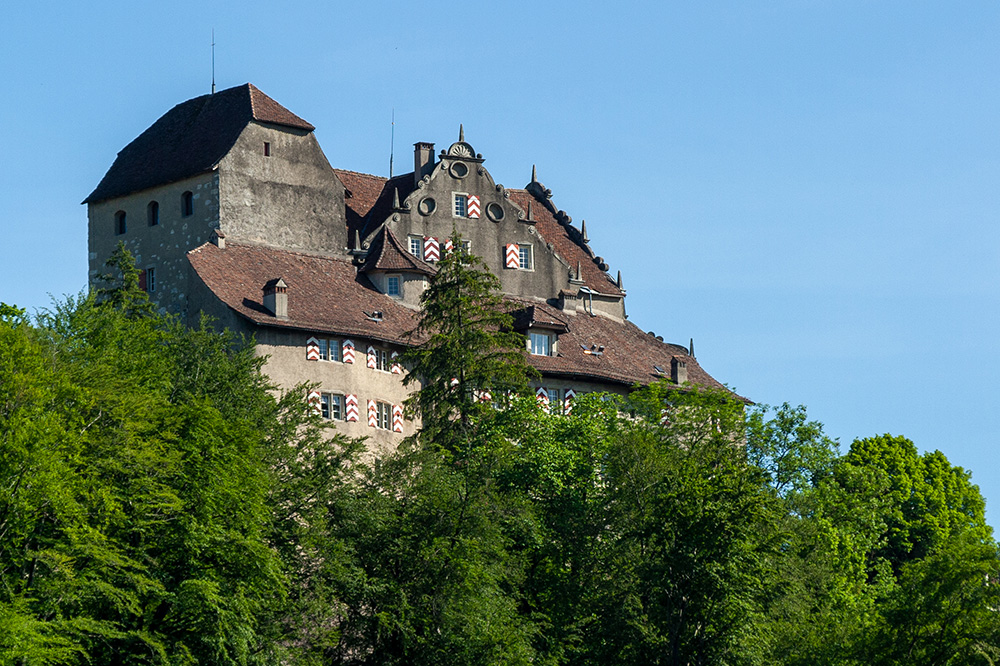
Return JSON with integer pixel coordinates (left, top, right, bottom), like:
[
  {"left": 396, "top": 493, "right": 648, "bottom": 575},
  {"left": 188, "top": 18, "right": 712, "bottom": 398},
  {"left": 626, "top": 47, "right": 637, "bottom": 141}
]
[
  {"left": 85, "top": 84, "right": 313, "bottom": 204},
  {"left": 187, "top": 241, "right": 732, "bottom": 393},
  {"left": 507, "top": 189, "right": 624, "bottom": 297},
  {"left": 333, "top": 170, "right": 416, "bottom": 247},
  {"left": 187, "top": 241, "right": 421, "bottom": 345},
  {"left": 361, "top": 226, "right": 437, "bottom": 276}
]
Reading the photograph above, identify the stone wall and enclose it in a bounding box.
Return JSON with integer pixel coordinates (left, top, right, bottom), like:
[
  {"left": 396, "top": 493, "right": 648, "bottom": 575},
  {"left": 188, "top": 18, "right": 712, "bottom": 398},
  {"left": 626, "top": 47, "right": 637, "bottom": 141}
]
[
  {"left": 87, "top": 171, "right": 219, "bottom": 315},
  {"left": 218, "top": 122, "right": 347, "bottom": 254}
]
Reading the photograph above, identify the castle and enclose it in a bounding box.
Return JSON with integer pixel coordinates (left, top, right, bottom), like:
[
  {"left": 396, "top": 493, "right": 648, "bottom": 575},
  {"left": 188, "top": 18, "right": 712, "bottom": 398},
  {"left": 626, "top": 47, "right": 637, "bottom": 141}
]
[{"left": 85, "top": 83, "right": 728, "bottom": 448}]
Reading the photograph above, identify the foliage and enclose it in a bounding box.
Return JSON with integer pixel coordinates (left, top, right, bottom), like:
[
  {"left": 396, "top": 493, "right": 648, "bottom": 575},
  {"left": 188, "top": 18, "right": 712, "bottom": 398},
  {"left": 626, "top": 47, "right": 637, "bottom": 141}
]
[{"left": 400, "top": 236, "right": 537, "bottom": 452}]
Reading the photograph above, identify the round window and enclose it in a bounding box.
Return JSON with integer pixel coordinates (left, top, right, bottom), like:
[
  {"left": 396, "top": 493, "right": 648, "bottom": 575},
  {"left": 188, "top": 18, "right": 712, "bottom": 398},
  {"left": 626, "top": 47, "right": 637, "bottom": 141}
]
[
  {"left": 450, "top": 162, "right": 469, "bottom": 179},
  {"left": 418, "top": 197, "right": 436, "bottom": 216},
  {"left": 486, "top": 202, "right": 505, "bottom": 222}
]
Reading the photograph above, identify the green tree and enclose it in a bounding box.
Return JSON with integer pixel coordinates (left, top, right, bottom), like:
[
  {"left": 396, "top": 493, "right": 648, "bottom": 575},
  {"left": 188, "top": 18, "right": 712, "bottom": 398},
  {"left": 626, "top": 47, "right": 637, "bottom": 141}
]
[{"left": 401, "top": 236, "right": 536, "bottom": 452}]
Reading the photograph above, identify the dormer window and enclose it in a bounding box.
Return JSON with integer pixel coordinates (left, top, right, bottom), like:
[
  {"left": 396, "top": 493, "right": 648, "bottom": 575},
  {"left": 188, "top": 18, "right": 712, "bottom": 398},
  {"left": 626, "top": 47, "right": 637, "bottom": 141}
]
[
  {"left": 529, "top": 332, "right": 552, "bottom": 356},
  {"left": 114, "top": 210, "right": 127, "bottom": 235},
  {"left": 453, "top": 193, "right": 468, "bottom": 217},
  {"left": 387, "top": 275, "right": 401, "bottom": 297},
  {"left": 181, "top": 191, "right": 194, "bottom": 217}
]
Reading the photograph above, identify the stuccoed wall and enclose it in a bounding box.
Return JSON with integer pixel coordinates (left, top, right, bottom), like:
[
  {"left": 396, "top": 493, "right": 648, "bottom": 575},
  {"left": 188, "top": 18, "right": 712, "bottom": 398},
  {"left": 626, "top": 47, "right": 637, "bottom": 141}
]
[
  {"left": 255, "top": 327, "right": 418, "bottom": 454},
  {"left": 218, "top": 122, "right": 347, "bottom": 254},
  {"left": 381, "top": 148, "right": 572, "bottom": 307},
  {"left": 87, "top": 171, "right": 219, "bottom": 315}
]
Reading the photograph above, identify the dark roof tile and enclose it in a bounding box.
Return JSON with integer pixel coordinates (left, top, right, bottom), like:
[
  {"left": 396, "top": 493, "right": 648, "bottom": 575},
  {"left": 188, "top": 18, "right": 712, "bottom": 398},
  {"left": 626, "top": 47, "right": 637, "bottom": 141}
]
[{"left": 85, "top": 84, "right": 313, "bottom": 203}]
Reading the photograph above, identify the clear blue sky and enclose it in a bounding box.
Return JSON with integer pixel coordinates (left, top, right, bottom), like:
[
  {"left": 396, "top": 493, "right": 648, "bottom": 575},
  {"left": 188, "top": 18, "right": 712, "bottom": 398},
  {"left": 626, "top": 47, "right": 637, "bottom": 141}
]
[{"left": 3, "top": 2, "right": 999, "bottom": 523}]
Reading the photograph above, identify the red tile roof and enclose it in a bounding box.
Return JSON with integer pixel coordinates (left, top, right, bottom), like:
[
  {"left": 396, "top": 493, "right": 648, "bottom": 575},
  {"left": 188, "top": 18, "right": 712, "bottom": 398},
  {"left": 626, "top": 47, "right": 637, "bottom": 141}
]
[
  {"left": 333, "top": 170, "right": 417, "bottom": 247},
  {"left": 85, "top": 84, "right": 313, "bottom": 204},
  {"left": 507, "top": 189, "right": 623, "bottom": 297},
  {"left": 187, "top": 241, "right": 732, "bottom": 393},
  {"left": 361, "top": 226, "right": 437, "bottom": 276}
]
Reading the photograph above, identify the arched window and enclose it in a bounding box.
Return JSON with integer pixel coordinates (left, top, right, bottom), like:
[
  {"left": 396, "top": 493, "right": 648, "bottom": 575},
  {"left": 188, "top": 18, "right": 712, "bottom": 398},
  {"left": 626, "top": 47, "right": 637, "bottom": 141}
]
[
  {"left": 147, "top": 201, "right": 159, "bottom": 226},
  {"left": 181, "top": 191, "right": 193, "bottom": 217},
  {"left": 114, "top": 210, "right": 127, "bottom": 235}
]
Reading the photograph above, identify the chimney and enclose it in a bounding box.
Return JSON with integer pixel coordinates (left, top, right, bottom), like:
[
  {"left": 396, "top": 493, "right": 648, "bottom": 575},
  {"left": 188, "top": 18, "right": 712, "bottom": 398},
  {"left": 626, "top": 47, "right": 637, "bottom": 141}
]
[
  {"left": 211, "top": 229, "right": 226, "bottom": 249},
  {"left": 263, "top": 278, "right": 288, "bottom": 319},
  {"left": 670, "top": 357, "right": 688, "bottom": 385},
  {"left": 414, "top": 142, "right": 435, "bottom": 186}
]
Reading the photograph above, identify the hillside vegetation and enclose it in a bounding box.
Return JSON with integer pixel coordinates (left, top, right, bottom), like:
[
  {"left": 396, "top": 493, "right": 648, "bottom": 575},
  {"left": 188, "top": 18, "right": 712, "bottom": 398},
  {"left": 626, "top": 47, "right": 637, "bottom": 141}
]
[{"left": 1, "top": 249, "right": 997, "bottom": 665}]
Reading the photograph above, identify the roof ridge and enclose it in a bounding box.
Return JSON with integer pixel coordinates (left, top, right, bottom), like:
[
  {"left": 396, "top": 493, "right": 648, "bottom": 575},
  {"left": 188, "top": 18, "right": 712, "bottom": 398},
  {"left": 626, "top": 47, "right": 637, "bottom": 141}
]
[{"left": 189, "top": 239, "right": 355, "bottom": 264}]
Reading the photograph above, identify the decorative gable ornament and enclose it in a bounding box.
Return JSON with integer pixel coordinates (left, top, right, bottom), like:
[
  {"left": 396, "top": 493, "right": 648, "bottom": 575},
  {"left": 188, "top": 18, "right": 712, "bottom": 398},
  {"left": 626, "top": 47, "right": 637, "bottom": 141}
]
[
  {"left": 367, "top": 345, "right": 377, "bottom": 369},
  {"left": 424, "top": 236, "right": 440, "bottom": 262},
  {"left": 306, "top": 337, "right": 321, "bottom": 361},
  {"left": 342, "top": 339, "right": 355, "bottom": 364},
  {"left": 392, "top": 404, "right": 404, "bottom": 433},
  {"left": 345, "top": 394, "right": 359, "bottom": 422},
  {"left": 467, "top": 195, "right": 481, "bottom": 219},
  {"left": 505, "top": 244, "right": 519, "bottom": 269},
  {"left": 367, "top": 400, "right": 377, "bottom": 428}
]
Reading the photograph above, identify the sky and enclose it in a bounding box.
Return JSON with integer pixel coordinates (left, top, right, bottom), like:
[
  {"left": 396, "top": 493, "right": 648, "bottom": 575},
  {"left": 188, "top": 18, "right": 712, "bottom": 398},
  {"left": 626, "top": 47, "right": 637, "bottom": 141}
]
[{"left": 3, "top": 2, "right": 999, "bottom": 522}]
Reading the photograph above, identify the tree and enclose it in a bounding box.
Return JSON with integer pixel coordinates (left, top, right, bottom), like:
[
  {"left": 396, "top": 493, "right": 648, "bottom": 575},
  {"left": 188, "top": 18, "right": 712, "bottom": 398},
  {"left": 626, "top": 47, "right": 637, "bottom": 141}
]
[{"left": 400, "top": 237, "right": 536, "bottom": 453}]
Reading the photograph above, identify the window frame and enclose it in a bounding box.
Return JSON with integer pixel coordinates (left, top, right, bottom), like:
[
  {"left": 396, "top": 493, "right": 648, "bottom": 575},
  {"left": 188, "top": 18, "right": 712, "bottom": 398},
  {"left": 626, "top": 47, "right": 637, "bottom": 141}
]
[
  {"left": 408, "top": 236, "right": 422, "bottom": 257},
  {"left": 386, "top": 274, "right": 401, "bottom": 298},
  {"left": 529, "top": 331, "right": 552, "bottom": 357},
  {"left": 518, "top": 244, "right": 533, "bottom": 270},
  {"left": 317, "top": 337, "right": 342, "bottom": 362},
  {"left": 320, "top": 392, "right": 345, "bottom": 421},
  {"left": 114, "top": 210, "right": 127, "bottom": 235},
  {"left": 547, "top": 387, "right": 562, "bottom": 414},
  {"left": 453, "top": 192, "right": 468, "bottom": 218},
  {"left": 147, "top": 201, "right": 159, "bottom": 226},
  {"left": 181, "top": 191, "right": 194, "bottom": 217},
  {"left": 145, "top": 266, "right": 156, "bottom": 293},
  {"left": 376, "top": 401, "right": 391, "bottom": 430}
]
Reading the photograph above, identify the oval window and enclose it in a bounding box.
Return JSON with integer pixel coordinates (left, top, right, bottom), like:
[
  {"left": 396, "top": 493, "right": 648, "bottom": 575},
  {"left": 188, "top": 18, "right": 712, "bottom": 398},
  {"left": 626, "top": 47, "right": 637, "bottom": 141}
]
[
  {"left": 418, "top": 197, "right": 437, "bottom": 216},
  {"left": 486, "top": 202, "right": 505, "bottom": 222},
  {"left": 450, "top": 162, "right": 469, "bottom": 179}
]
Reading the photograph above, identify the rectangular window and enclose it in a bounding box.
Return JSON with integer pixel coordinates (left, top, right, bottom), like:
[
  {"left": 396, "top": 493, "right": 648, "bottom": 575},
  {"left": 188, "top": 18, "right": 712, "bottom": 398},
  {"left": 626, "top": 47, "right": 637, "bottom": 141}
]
[
  {"left": 320, "top": 393, "right": 344, "bottom": 420},
  {"left": 409, "top": 236, "right": 422, "bottom": 257},
  {"left": 377, "top": 402, "right": 391, "bottom": 429},
  {"left": 547, "top": 388, "right": 561, "bottom": 414},
  {"left": 387, "top": 275, "right": 401, "bottom": 297},
  {"left": 519, "top": 244, "right": 533, "bottom": 270},
  {"left": 263, "top": 142, "right": 271, "bottom": 157},
  {"left": 530, "top": 332, "right": 552, "bottom": 356},
  {"left": 317, "top": 338, "right": 342, "bottom": 362},
  {"left": 461, "top": 240, "right": 471, "bottom": 254},
  {"left": 145, "top": 267, "right": 156, "bottom": 293},
  {"left": 374, "top": 349, "right": 390, "bottom": 372},
  {"left": 453, "top": 193, "right": 468, "bottom": 217}
]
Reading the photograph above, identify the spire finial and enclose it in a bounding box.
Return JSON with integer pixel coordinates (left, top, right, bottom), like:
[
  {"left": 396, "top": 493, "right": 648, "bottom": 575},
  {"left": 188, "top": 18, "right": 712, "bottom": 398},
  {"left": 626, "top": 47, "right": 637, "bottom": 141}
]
[
  {"left": 617, "top": 270, "right": 623, "bottom": 289},
  {"left": 211, "top": 29, "right": 216, "bottom": 94},
  {"left": 459, "top": 123, "right": 464, "bottom": 142},
  {"left": 581, "top": 219, "right": 589, "bottom": 243},
  {"left": 393, "top": 187, "right": 400, "bottom": 210},
  {"left": 531, "top": 164, "right": 537, "bottom": 183},
  {"left": 577, "top": 261, "right": 582, "bottom": 280},
  {"left": 527, "top": 201, "right": 533, "bottom": 221},
  {"left": 354, "top": 229, "right": 361, "bottom": 250},
  {"left": 689, "top": 338, "right": 695, "bottom": 358}
]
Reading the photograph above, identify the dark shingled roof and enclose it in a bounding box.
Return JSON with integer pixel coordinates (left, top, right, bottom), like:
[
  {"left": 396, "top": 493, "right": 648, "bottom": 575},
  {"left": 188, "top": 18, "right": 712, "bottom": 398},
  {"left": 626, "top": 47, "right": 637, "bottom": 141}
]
[
  {"left": 187, "top": 241, "right": 733, "bottom": 393},
  {"left": 85, "top": 83, "right": 314, "bottom": 204},
  {"left": 361, "top": 226, "right": 437, "bottom": 276}
]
